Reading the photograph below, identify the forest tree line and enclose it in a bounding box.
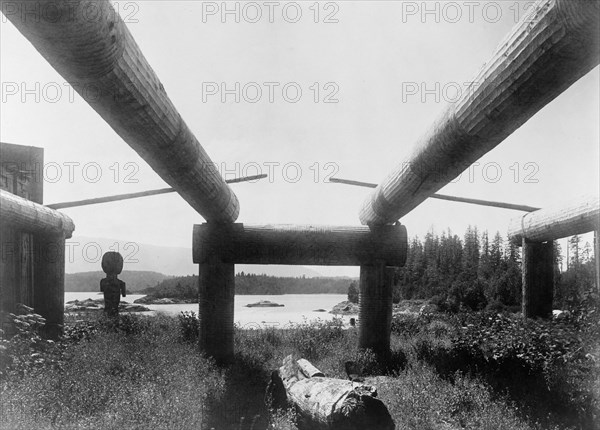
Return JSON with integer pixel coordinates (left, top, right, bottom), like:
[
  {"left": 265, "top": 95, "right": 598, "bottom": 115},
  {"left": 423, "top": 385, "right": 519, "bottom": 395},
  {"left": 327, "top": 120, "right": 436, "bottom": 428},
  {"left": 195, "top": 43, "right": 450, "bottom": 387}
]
[
  {"left": 387, "top": 227, "right": 597, "bottom": 312},
  {"left": 142, "top": 273, "right": 353, "bottom": 298},
  {"left": 142, "top": 226, "right": 597, "bottom": 310}
]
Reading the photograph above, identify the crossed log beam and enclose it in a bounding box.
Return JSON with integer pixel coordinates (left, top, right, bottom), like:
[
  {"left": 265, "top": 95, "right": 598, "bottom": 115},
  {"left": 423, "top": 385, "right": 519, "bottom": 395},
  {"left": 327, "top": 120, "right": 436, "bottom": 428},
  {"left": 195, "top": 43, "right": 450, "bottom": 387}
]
[{"left": 508, "top": 195, "right": 600, "bottom": 318}]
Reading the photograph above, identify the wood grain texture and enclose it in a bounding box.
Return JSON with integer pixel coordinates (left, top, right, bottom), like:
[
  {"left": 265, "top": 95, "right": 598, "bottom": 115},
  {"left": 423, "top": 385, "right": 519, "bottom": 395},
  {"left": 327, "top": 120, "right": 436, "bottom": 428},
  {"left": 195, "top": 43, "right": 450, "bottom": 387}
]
[
  {"left": 359, "top": 0, "right": 600, "bottom": 225},
  {"left": 1, "top": 189, "right": 75, "bottom": 237},
  {"left": 193, "top": 223, "right": 408, "bottom": 267},
  {"left": 522, "top": 239, "right": 554, "bottom": 319},
  {"left": 34, "top": 234, "right": 67, "bottom": 339},
  {"left": 508, "top": 195, "right": 599, "bottom": 244},
  {"left": 3, "top": 0, "right": 239, "bottom": 222},
  {"left": 359, "top": 263, "right": 394, "bottom": 356},
  {"left": 198, "top": 256, "right": 235, "bottom": 365},
  {"left": 267, "top": 355, "right": 395, "bottom": 430}
]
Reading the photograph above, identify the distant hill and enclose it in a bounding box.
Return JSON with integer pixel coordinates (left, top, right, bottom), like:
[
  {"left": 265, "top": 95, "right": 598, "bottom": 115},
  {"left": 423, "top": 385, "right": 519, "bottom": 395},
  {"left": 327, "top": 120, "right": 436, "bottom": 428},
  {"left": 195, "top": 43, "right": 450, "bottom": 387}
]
[
  {"left": 65, "top": 271, "right": 170, "bottom": 292},
  {"left": 65, "top": 236, "right": 324, "bottom": 277}
]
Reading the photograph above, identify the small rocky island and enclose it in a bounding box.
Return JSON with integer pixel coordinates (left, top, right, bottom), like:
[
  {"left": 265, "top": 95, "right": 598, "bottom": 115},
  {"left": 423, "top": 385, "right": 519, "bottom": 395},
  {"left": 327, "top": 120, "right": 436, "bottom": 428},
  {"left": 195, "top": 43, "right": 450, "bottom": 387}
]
[
  {"left": 133, "top": 296, "right": 196, "bottom": 305},
  {"left": 65, "top": 298, "right": 149, "bottom": 313},
  {"left": 246, "top": 300, "right": 284, "bottom": 308}
]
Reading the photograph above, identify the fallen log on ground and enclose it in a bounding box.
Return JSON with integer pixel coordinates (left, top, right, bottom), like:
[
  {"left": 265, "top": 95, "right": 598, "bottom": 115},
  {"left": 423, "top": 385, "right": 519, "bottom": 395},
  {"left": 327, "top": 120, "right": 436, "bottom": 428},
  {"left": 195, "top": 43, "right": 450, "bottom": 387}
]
[{"left": 266, "top": 355, "right": 395, "bottom": 430}]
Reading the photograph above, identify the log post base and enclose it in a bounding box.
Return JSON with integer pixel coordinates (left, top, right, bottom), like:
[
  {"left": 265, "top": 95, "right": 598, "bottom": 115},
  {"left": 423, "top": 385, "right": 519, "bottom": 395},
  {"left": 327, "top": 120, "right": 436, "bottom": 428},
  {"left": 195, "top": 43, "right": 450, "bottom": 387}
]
[
  {"left": 33, "top": 234, "right": 66, "bottom": 339},
  {"left": 198, "top": 256, "right": 235, "bottom": 365},
  {"left": 358, "top": 262, "right": 394, "bottom": 357},
  {"left": 522, "top": 239, "right": 554, "bottom": 319}
]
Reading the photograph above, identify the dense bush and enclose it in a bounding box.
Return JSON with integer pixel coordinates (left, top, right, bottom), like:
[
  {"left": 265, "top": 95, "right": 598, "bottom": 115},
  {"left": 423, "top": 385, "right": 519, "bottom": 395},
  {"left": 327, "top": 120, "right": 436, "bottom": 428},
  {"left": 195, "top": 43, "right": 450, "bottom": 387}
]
[
  {"left": 178, "top": 311, "right": 200, "bottom": 343},
  {"left": 0, "top": 305, "right": 64, "bottom": 381},
  {"left": 391, "top": 306, "right": 600, "bottom": 429}
]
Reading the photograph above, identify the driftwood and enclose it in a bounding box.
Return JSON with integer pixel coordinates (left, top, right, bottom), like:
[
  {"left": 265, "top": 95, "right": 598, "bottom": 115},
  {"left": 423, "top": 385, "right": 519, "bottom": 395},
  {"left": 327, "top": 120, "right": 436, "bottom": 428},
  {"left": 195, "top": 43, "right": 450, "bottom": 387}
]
[{"left": 266, "top": 355, "right": 395, "bottom": 430}]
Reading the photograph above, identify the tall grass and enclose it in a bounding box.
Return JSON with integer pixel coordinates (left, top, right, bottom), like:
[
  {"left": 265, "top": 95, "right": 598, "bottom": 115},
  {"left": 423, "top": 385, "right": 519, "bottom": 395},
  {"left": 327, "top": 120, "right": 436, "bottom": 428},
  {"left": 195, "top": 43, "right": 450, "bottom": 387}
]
[{"left": 2, "top": 309, "right": 596, "bottom": 429}]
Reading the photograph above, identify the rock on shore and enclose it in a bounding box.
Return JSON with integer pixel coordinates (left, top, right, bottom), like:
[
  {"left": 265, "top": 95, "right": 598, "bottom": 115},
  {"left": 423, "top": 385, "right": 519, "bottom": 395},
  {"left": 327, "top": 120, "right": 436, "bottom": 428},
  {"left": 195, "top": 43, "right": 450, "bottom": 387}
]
[
  {"left": 330, "top": 301, "right": 359, "bottom": 315},
  {"left": 133, "top": 296, "right": 196, "bottom": 305},
  {"left": 65, "top": 298, "right": 149, "bottom": 313}
]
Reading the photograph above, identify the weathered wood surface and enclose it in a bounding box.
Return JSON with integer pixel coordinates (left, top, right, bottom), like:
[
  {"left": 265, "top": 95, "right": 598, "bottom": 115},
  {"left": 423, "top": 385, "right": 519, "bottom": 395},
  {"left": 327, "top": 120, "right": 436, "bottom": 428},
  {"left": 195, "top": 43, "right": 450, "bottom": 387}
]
[
  {"left": 3, "top": 0, "right": 239, "bottom": 222},
  {"left": 198, "top": 255, "right": 235, "bottom": 365},
  {"left": 359, "top": 263, "right": 394, "bottom": 356},
  {"left": 594, "top": 230, "right": 600, "bottom": 293},
  {"left": 193, "top": 223, "right": 407, "bottom": 266},
  {"left": 1, "top": 189, "right": 75, "bottom": 237},
  {"left": 508, "top": 195, "right": 599, "bottom": 244},
  {"left": 267, "top": 355, "right": 395, "bottom": 430},
  {"left": 359, "top": 0, "right": 600, "bottom": 225},
  {"left": 522, "top": 239, "right": 554, "bottom": 319},
  {"left": 33, "top": 234, "right": 67, "bottom": 339}
]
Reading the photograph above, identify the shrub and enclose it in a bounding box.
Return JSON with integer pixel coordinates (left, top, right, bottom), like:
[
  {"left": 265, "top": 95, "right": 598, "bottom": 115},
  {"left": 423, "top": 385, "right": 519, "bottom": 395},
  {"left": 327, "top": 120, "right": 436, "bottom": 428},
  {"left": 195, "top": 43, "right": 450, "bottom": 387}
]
[
  {"left": 0, "top": 304, "right": 64, "bottom": 381},
  {"left": 178, "top": 311, "right": 199, "bottom": 343}
]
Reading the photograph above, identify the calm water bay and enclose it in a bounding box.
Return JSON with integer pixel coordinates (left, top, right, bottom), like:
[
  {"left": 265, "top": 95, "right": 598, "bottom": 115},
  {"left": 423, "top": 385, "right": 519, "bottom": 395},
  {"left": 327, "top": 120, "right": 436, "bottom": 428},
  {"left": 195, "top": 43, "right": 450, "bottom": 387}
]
[{"left": 64, "top": 292, "right": 352, "bottom": 328}]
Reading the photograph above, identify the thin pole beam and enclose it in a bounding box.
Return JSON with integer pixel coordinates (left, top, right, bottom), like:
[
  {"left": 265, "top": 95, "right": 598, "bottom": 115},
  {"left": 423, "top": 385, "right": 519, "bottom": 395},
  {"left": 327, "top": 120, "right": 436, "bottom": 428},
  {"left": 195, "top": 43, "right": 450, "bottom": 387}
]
[
  {"left": 329, "top": 177, "right": 540, "bottom": 212},
  {"left": 46, "top": 174, "right": 267, "bottom": 210}
]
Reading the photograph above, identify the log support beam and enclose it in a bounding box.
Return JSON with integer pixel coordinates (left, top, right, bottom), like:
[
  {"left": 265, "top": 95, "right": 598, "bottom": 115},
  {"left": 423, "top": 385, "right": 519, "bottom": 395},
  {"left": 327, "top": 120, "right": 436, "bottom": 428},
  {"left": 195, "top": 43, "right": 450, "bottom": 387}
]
[
  {"left": 198, "top": 256, "right": 235, "bottom": 365},
  {"left": 595, "top": 231, "right": 600, "bottom": 293},
  {"left": 1, "top": 190, "right": 74, "bottom": 338},
  {"left": 193, "top": 223, "right": 407, "bottom": 363},
  {"left": 522, "top": 239, "right": 554, "bottom": 319},
  {"left": 33, "top": 234, "right": 67, "bottom": 339},
  {"left": 358, "top": 262, "right": 394, "bottom": 357}
]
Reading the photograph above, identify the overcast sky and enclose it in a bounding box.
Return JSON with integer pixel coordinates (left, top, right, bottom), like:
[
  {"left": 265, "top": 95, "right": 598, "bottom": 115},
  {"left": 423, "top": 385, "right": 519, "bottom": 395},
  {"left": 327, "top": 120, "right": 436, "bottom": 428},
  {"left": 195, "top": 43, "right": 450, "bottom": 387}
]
[{"left": 1, "top": 1, "right": 598, "bottom": 276}]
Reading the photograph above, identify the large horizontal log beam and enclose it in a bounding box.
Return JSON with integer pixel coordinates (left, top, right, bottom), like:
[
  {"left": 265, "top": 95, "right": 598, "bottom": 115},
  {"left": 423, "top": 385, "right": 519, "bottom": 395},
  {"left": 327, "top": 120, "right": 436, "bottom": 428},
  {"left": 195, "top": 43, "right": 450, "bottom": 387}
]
[
  {"left": 359, "top": 0, "right": 599, "bottom": 225},
  {"left": 193, "top": 223, "right": 407, "bottom": 266},
  {"left": 2, "top": 0, "right": 239, "bottom": 222},
  {"left": 1, "top": 189, "right": 75, "bottom": 238},
  {"left": 508, "top": 195, "right": 599, "bottom": 244}
]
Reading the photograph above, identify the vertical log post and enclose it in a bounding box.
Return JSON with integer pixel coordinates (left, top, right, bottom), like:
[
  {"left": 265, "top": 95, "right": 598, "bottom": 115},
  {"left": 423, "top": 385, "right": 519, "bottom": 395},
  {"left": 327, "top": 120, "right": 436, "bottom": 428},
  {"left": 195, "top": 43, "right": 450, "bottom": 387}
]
[
  {"left": 522, "top": 239, "right": 554, "bottom": 319},
  {"left": 198, "top": 255, "right": 235, "bottom": 365},
  {"left": 33, "top": 233, "right": 66, "bottom": 339},
  {"left": 595, "top": 231, "right": 600, "bottom": 293},
  {"left": 358, "top": 261, "right": 394, "bottom": 357}
]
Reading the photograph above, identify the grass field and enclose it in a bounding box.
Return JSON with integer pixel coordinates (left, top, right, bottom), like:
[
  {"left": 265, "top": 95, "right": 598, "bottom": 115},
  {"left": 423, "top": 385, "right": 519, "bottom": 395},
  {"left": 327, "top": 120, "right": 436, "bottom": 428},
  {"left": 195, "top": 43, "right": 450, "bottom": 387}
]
[{"left": 1, "top": 305, "right": 598, "bottom": 430}]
